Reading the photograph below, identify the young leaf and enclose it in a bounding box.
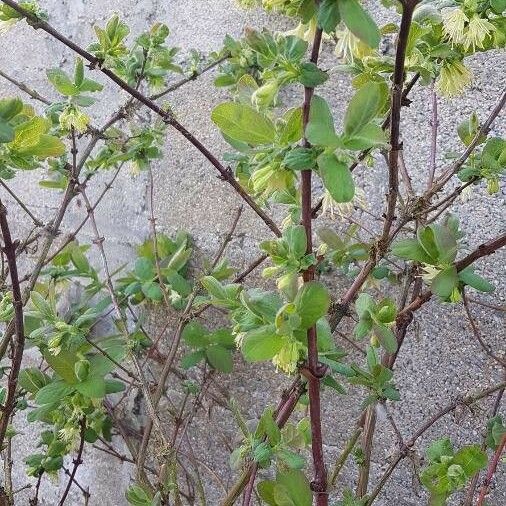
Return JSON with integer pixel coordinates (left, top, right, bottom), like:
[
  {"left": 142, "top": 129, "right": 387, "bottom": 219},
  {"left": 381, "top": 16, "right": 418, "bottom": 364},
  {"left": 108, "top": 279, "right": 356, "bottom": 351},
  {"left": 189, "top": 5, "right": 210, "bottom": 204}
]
[
  {"left": 318, "top": 0, "right": 341, "bottom": 33},
  {"left": 458, "top": 267, "right": 494, "bottom": 293},
  {"left": 206, "top": 345, "right": 233, "bottom": 373},
  {"left": 211, "top": 102, "right": 276, "bottom": 145},
  {"left": 46, "top": 68, "right": 79, "bottom": 96},
  {"left": 373, "top": 324, "right": 397, "bottom": 354},
  {"left": 305, "top": 95, "right": 339, "bottom": 147},
  {"left": 431, "top": 266, "right": 458, "bottom": 299},
  {"left": 241, "top": 325, "right": 283, "bottom": 362},
  {"left": 343, "top": 82, "right": 385, "bottom": 136},
  {"left": 294, "top": 281, "right": 330, "bottom": 329},
  {"left": 338, "top": 0, "right": 381, "bottom": 48},
  {"left": 317, "top": 153, "right": 355, "bottom": 203}
]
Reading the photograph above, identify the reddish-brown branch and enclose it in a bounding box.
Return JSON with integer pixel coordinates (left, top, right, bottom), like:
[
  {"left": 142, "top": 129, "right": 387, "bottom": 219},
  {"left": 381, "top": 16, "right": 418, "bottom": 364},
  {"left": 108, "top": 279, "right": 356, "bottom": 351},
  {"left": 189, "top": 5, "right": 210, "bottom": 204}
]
[
  {"left": 0, "top": 200, "right": 25, "bottom": 448},
  {"left": 476, "top": 433, "right": 506, "bottom": 506}
]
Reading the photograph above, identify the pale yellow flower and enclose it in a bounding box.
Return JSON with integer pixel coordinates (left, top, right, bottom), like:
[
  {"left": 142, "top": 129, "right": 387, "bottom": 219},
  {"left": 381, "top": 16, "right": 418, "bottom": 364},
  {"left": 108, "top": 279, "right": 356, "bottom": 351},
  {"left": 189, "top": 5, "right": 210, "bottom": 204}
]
[
  {"left": 420, "top": 264, "right": 441, "bottom": 283},
  {"left": 321, "top": 187, "right": 367, "bottom": 220},
  {"left": 442, "top": 8, "right": 468, "bottom": 46},
  {"left": 59, "top": 105, "right": 90, "bottom": 133},
  {"left": 464, "top": 15, "right": 495, "bottom": 51},
  {"left": 436, "top": 60, "right": 472, "bottom": 97},
  {"left": 335, "top": 28, "right": 359, "bottom": 63},
  {"left": 272, "top": 340, "right": 302, "bottom": 374}
]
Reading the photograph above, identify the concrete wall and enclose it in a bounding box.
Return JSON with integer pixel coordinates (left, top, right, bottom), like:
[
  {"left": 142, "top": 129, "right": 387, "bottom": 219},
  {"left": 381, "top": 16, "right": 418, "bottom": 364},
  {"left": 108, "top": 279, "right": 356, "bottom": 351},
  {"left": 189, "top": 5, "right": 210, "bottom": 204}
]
[{"left": 0, "top": 1, "right": 504, "bottom": 504}]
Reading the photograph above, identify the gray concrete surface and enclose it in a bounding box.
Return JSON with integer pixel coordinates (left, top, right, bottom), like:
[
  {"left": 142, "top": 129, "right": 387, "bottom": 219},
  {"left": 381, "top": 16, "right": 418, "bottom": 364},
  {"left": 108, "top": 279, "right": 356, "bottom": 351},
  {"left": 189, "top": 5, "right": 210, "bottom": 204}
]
[{"left": 0, "top": 1, "right": 504, "bottom": 505}]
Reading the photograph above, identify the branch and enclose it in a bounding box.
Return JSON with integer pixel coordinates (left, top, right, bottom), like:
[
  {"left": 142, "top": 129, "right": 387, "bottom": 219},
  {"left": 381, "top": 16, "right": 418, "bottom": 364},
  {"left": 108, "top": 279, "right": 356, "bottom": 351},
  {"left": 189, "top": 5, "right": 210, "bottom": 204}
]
[
  {"left": 57, "top": 418, "right": 86, "bottom": 506},
  {"left": 0, "top": 200, "right": 25, "bottom": 448},
  {"left": 476, "top": 432, "right": 506, "bottom": 505},
  {"left": 429, "top": 86, "right": 506, "bottom": 195}
]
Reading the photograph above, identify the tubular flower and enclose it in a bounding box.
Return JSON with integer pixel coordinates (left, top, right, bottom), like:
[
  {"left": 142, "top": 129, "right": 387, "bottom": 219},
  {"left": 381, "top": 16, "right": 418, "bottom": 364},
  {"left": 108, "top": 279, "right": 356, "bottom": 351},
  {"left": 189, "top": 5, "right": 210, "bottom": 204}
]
[
  {"left": 272, "top": 340, "right": 302, "bottom": 374},
  {"left": 59, "top": 105, "right": 90, "bottom": 134},
  {"left": 436, "top": 60, "right": 472, "bottom": 97},
  {"left": 464, "top": 15, "right": 495, "bottom": 51},
  {"left": 335, "top": 28, "right": 361, "bottom": 63},
  {"left": 321, "top": 187, "right": 367, "bottom": 220},
  {"left": 442, "top": 8, "right": 468, "bottom": 46}
]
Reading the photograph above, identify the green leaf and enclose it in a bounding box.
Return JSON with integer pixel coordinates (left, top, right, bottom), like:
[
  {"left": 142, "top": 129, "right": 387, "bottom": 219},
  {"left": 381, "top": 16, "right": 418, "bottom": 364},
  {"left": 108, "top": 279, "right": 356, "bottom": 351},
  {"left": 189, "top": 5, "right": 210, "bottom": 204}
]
[
  {"left": 0, "top": 98, "right": 23, "bottom": 121},
  {"left": 452, "top": 445, "right": 487, "bottom": 477},
  {"left": 126, "top": 484, "right": 153, "bottom": 506},
  {"left": 134, "top": 257, "right": 155, "bottom": 281},
  {"left": 276, "top": 469, "right": 312, "bottom": 506},
  {"left": 318, "top": 0, "right": 341, "bottom": 33},
  {"left": 74, "top": 58, "right": 84, "bottom": 87},
  {"left": 338, "top": 0, "right": 381, "bottom": 48},
  {"left": 431, "top": 266, "right": 458, "bottom": 299},
  {"left": 75, "top": 376, "right": 106, "bottom": 399},
  {"left": 30, "top": 291, "right": 53, "bottom": 320},
  {"left": 105, "top": 379, "right": 126, "bottom": 394},
  {"left": 294, "top": 281, "right": 330, "bottom": 329},
  {"left": 427, "top": 437, "right": 454, "bottom": 463},
  {"left": 18, "top": 368, "right": 50, "bottom": 394},
  {"left": 181, "top": 350, "right": 206, "bottom": 369},
  {"left": 373, "top": 324, "right": 397, "bottom": 354},
  {"left": 35, "top": 381, "right": 73, "bottom": 405},
  {"left": 278, "top": 108, "right": 303, "bottom": 145},
  {"left": 141, "top": 281, "right": 163, "bottom": 301},
  {"left": 283, "top": 147, "right": 316, "bottom": 171},
  {"left": 241, "top": 325, "right": 283, "bottom": 362},
  {"left": 391, "top": 238, "right": 433, "bottom": 263},
  {"left": 206, "top": 345, "right": 233, "bottom": 373},
  {"left": 317, "top": 153, "right": 355, "bottom": 203},
  {"left": 20, "top": 134, "right": 65, "bottom": 158},
  {"left": 257, "top": 480, "right": 277, "bottom": 506},
  {"left": 342, "top": 123, "right": 387, "bottom": 150},
  {"left": 43, "top": 349, "right": 78, "bottom": 384},
  {"left": 211, "top": 102, "right": 276, "bottom": 145},
  {"left": 306, "top": 95, "right": 338, "bottom": 147},
  {"left": 79, "top": 78, "right": 104, "bottom": 93},
  {"left": 298, "top": 62, "right": 328, "bottom": 87},
  {"left": 481, "top": 137, "right": 506, "bottom": 171},
  {"left": 343, "top": 82, "right": 385, "bottom": 136},
  {"left": 0, "top": 120, "right": 14, "bottom": 143},
  {"left": 46, "top": 68, "right": 79, "bottom": 96},
  {"left": 458, "top": 268, "right": 494, "bottom": 293},
  {"left": 182, "top": 320, "right": 208, "bottom": 347}
]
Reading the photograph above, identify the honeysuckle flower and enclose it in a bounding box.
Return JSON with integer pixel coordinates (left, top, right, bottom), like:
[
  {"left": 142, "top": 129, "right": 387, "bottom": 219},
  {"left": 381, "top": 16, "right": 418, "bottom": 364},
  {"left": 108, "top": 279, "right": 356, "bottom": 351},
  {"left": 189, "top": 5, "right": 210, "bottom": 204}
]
[
  {"left": 251, "top": 80, "right": 279, "bottom": 108},
  {"left": 420, "top": 263, "right": 441, "bottom": 283},
  {"left": 442, "top": 8, "right": 468, "bottom": 46},
  {"left": 335, "top": 28, "right": 361, "bottom": 63},
  {"left": 436, "top": 60, "right": 472, "bottom": 97},
  {"left": 486, "top": 177, "right": 500, "bottom": 194},
  {"left": 272, "top": 339, "right": 302, "bottom": 374},
  {"left": 321, "top": 187, "right": 367, "bottom": 220},
  {"left": 464, "top": 15, "right": 495, "bottom": 51},
  {"left": 59, "top": 105, "right": 90, "bottom": 133},
  {"left": 58, "top": 424, "right": 79, "bottom": 444}
]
